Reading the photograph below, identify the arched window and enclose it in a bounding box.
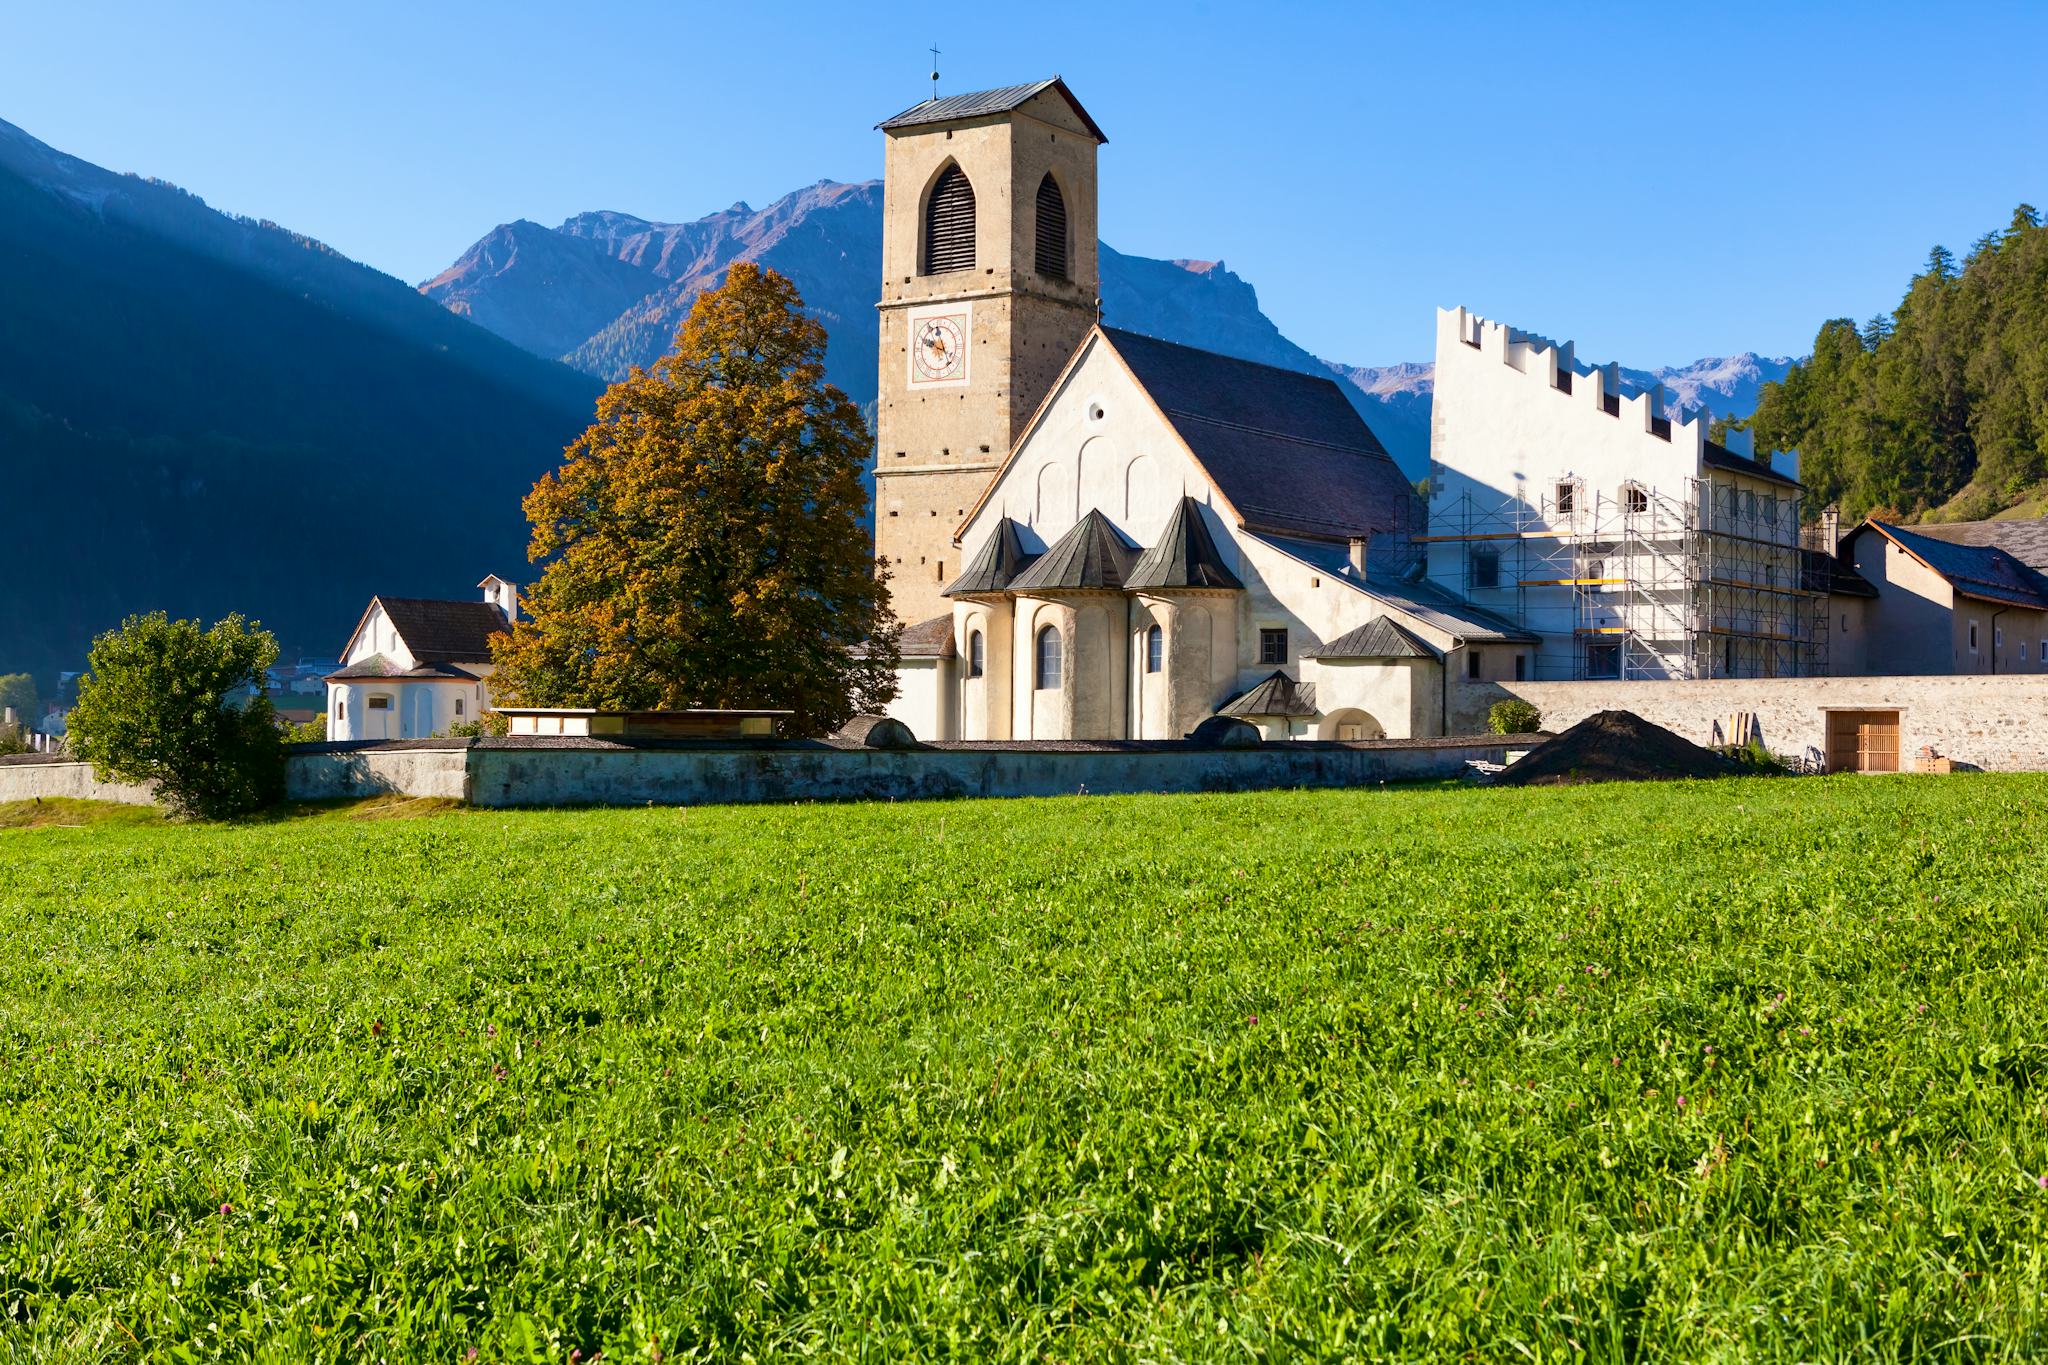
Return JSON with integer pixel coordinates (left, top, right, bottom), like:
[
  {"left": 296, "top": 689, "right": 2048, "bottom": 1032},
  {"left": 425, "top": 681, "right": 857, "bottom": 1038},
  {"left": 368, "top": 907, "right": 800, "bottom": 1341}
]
[
  {"left": 1145, "top": 624, "right": 1163, "bottom": 674},
  {"left": 1035, "top": 173, "right": 1068, "bottom": 280},
  {"left": 922, "top": 164, "right": 976, "bottom": 275},
  {"left": 1034, "top": 625, "right": 1062, "bottom": 690},
  {"left": 968, "top": 630, "right": 985, "bottom": 679}
]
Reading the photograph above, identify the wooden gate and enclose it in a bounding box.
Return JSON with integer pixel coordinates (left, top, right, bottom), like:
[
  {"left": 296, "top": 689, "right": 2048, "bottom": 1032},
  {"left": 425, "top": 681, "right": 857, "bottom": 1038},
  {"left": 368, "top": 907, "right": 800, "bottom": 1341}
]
[{"left": 1825, "top": 710, "right": 1901, "bottom": 773}]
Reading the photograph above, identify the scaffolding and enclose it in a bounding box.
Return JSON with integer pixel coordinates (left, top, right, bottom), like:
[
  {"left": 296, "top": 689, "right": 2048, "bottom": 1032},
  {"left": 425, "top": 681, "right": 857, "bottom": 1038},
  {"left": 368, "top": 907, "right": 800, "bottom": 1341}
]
[{"left": 1419, "top": 478, "right": 1829, "bottom": 680}]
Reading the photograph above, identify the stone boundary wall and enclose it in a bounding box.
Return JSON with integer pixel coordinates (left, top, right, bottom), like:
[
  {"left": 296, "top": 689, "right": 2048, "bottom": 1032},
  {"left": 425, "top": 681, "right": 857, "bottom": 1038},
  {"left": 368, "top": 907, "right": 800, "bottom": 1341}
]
[
  {"left": 0, "top": 756, "right": 155, "bottom": 806},
  {"left": 1452, "top": 674, "right": 2048, "bottom": 771},
  {"left": 6, "top": 737, "right": 1529, "bottom": 810}
]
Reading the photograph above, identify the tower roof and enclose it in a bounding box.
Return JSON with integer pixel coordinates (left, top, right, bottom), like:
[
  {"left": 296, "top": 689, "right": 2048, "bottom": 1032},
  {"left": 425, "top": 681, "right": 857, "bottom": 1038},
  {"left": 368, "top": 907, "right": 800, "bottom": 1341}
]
[
  {"left": 943, "top": 517, "right": 1038, "bottom": 596},
  {"left": 876, "top": 78, "right": 1107, "bottom": 143},
  {"left": 1125, "top": 496, "right": 1244, "bottom": 591},
  {"left": 1007, "top": 509, "right": 1138, "bottom": 592}
]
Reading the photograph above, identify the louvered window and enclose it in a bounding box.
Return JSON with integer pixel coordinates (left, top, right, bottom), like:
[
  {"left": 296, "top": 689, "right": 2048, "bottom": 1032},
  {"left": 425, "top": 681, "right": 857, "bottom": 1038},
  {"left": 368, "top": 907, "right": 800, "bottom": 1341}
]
[
  {"left": 1035, "top": 173, "right": 1068, "bottom": 280},
  {"left": 922, "top": 164, "right": 976, "bottom": 275}
]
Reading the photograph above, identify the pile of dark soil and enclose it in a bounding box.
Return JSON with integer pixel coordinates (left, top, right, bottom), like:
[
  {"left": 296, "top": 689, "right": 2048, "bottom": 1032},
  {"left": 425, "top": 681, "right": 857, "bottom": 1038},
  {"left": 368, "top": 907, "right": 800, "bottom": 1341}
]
[{"left": 1495, "top": 710, "right": 1741, "bottom": 787}]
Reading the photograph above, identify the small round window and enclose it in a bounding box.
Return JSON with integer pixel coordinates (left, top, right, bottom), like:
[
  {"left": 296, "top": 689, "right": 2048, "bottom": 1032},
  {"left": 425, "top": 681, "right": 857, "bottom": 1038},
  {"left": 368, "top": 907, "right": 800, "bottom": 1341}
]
[{"left": 1088, "top": 402, "right": 1105, "bottom": 422}]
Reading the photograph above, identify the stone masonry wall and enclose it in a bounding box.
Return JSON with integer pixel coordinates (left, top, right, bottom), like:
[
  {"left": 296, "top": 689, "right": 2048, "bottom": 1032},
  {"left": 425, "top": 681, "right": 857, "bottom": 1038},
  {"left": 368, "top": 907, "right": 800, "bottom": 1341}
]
[{"left": 1451, "top": 674, "right": 2048, "bottom": 771}]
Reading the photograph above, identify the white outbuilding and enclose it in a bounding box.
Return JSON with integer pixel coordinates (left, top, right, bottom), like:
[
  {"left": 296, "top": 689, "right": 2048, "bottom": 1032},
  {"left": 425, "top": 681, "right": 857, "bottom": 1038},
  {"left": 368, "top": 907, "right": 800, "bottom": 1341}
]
[{"left": 324, "top": 576, "right": 516, "bottom": 741}]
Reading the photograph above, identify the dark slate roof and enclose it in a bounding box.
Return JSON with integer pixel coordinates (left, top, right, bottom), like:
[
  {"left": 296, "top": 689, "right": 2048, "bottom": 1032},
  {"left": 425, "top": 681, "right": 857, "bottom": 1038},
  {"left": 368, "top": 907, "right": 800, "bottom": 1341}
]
[
  {"left": 1007, "top": 509, "right": 1138, "bottom": 592},
  {"left": 1702, "top": 439, "right": 1801, "bottom": 489},
  {"left": 876, "top": 78, "right": 1107, "bottom": 142},
  {"left": 1861, "top": 521, "right": 2048, "bottom": 610},
  {"left": 373, "top": 597, "right": 510, "bottom": 662},
  {"left": 1217, "top": 671, "right": 1319, "bottom": 719},
  {"left": 325, "top": 656, "right": 481, "bottom": 683},
  {"left": 898, "top": 615, "right": 958, "bottom": 659},
  {"left": 1250, "top": 533, "right": 1541, "bottom": 642},
  {"left": 1307, "top": 617, "right": 1436, "bottom": 660},
  {"left": 1125, "top": 496, "right": 1244, "bottom": 591},
  {"left": 1101, "top": 328, "right": 1416, "bottom": 542},
  {"left": 1805, "top": 548, "right": 1879, "bottom": 599},
  {"left": 943, "top": 517, "right": 1039, "bottom": 596},
  {"left": 1912, "top": 516, "right": 2048, "bottom": 572}
]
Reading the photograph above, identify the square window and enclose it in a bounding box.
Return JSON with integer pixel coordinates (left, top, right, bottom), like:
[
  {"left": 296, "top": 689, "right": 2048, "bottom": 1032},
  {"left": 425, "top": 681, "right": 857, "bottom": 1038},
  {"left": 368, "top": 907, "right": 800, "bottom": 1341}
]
[
  {"left": 1471, "top": 548, "right": 1500, "bottom": 589},
  {"left": 1258, "top": 628, "right": 1288, "bottom": 665},
  {"left": 367, "top": 695, "right": 391, "bottom": 710},
  {"left": 1555, "top": 482, "right": 1576, "bottom": 515},
  {"left": 1625, "top": 486, "right": 1649, "bottom": 515},
  {"left": 1587, "top": 643, "right": 1621, "bottom": 679}
]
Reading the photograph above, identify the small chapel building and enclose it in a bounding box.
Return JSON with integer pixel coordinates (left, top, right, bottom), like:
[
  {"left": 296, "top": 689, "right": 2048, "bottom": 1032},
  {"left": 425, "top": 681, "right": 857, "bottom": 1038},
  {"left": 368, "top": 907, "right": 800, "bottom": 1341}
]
[
  {"left": 324, "top": 576, "right": 517, "bottom": 741},
  {"left": 871, "top": 78, "right": 1534, "bottom": 742}
]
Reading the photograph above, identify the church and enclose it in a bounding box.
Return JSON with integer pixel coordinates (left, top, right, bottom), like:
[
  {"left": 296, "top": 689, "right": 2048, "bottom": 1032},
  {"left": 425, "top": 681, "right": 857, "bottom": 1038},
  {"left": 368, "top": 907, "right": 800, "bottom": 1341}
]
[{"left": 872, "top": 78, "right": 1533, "bottom": 742}]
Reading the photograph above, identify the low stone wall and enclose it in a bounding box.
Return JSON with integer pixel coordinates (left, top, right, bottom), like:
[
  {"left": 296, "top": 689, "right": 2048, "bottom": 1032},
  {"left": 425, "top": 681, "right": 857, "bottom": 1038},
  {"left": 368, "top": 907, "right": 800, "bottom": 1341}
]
[
  {"left": 286, "top": 744, "right": 473, "bottom": 803},
  {"left": 1452, "top": 674, "right": 2048, "bottom": 771},
  {"left": 459, "top": 735, "right": 1525, "bottom": 808},
  {"left": 0, "top": 756, "right": 155, "bottom": 805}
]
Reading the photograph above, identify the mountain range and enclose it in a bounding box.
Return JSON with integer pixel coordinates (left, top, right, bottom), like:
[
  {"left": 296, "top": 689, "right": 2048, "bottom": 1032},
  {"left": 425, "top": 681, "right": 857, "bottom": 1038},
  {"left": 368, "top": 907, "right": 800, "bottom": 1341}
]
[
  {"left": 423, "top": 179, "right": 1796, "bottom": 475},
  {"left": 0, "top": 116, "right": 1791, "bottom": 684},
  {"left": 0, "top": 116, "right": 598, "bottom": 682}
]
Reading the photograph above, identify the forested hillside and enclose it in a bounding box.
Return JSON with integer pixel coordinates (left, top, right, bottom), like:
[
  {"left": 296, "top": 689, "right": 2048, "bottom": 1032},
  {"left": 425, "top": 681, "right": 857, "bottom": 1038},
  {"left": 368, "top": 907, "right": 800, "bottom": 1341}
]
[
  {"left": 0, "top": 118, "right": 598, "bottom": 682},
  {"left": 1737, "top": 205, "right": 2048, "bottom": 523}
]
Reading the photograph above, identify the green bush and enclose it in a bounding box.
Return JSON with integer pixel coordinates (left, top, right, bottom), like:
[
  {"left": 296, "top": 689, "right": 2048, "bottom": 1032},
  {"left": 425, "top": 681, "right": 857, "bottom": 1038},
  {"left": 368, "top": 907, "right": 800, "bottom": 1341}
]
[
  {"left": 66, "top": 612, "right": 286, "bottom": 820},
  {"left": 1488, "top": 698, "right": 1542, "bottom": 735},
  {"left": 282, "top": 714, "right": 328, "bottom": 745},
  {"left": 447, "top": 710, "right": 509, "bottom": 738}
]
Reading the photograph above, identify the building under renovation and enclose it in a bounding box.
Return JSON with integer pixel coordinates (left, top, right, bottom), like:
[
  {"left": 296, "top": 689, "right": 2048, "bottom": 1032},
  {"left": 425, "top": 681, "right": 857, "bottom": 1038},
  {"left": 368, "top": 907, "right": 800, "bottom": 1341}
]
[{"left": 1422, "top": 307, "right": 1829, "bottom": 680}]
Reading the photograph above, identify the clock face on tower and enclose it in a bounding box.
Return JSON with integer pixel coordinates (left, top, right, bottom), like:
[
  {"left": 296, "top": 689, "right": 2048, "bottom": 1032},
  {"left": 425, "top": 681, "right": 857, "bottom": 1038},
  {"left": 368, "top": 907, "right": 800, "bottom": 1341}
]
[{"left": 906, "top": 304, "right": 971, "bottom": 388}]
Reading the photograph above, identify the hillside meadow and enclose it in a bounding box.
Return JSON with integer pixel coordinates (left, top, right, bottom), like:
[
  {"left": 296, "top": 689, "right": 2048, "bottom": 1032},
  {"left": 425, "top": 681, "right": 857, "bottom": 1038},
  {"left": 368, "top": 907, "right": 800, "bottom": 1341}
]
[{"left": 2, "top": 777, "right": 2046, "bottom": 1361}]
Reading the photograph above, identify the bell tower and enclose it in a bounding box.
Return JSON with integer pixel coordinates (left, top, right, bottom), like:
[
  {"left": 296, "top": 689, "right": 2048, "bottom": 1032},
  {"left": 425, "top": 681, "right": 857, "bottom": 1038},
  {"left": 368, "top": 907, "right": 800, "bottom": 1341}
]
[{"left": 873, "top": 77, "right": 1106, "bottom": 624}]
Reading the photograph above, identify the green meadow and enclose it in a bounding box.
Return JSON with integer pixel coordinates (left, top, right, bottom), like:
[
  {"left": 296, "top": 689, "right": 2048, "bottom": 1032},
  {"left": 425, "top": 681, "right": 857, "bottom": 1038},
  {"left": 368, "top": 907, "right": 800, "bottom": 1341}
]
[{"left": 3, "top": 777, "right": 2046, "bottom": 1361}]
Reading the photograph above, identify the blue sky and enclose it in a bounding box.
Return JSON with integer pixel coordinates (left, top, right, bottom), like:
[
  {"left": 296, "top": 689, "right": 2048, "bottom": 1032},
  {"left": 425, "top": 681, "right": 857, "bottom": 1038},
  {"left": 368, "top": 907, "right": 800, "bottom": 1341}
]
[{"left": 3, "top": 0, "right": 2043, "bottom": 368}]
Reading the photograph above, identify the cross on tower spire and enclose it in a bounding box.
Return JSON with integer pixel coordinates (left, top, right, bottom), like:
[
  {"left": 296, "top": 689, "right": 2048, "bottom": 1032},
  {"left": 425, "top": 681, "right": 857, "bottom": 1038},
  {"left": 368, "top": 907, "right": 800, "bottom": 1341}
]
[{"left": 928, "top": 43, "right": 941, "bottom": 101}]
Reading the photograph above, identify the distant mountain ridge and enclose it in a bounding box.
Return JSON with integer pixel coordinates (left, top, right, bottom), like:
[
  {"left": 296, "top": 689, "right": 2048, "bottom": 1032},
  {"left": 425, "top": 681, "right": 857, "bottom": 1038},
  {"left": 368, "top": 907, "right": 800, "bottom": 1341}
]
[
  {"left": 425, "top": 180, "right": 1792, "bottom": 479},
  {"left": 0, "top": 115, "right": 598, "bottom": 681}
]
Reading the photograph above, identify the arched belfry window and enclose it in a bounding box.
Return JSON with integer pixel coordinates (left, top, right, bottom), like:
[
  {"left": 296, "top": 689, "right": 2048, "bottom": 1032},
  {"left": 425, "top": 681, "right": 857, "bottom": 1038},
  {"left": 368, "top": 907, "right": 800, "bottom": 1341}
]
[
  {"left": 1146, "top": 624, "right": 1163, "bottom": 674},
  {"left": 1035, "top": 173, "right": 1068, "bottom": 280},
  {"left": 922, "top": 164, "right": 976, "bottom": 275}
]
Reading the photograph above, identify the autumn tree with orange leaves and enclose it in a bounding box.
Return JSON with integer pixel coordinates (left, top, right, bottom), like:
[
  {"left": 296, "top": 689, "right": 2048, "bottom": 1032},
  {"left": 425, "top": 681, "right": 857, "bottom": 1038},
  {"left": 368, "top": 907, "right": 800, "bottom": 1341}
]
[{"left": 490, "top": 263, "right": 899, "bottom": 734}]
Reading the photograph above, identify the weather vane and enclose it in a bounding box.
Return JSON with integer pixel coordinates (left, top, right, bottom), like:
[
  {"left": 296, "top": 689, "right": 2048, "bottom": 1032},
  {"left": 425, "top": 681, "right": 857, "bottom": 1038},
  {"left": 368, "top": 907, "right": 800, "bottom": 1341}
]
[{"left": 929, "top": 43, "right": 941, "bottom": 102}]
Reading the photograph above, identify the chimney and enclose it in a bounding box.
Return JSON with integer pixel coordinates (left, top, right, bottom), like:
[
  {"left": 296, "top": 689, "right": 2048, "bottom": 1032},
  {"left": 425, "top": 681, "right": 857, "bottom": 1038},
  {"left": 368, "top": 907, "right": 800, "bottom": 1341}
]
[{"left": 1347, "top": 537, "right": 1368, "bottom": 576}]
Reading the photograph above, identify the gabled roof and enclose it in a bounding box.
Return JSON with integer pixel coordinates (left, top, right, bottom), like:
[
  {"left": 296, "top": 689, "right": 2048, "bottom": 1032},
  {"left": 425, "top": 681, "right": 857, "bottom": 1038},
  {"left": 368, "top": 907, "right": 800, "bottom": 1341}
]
[
  {"left": 877, "top": 78, "right": 1107, "bottom": 143},
  {"left": 898, "top": 615, "right": 958, "bottom": 659},
  {"left": 1125, "top": 496, "right": 1244, "bottom": 591},
  {"left": 1855, "top": 520, "right": 2048, "bottom": 610},
  {"left": 1307, "top": 617, "right": 1437, "bottom": 660},
  {"left": 376, "top": 597, "right": 512, "bottom": 662},
  {"left": 1217, "top": 671, "right": 1318, "bottom": 719},
  {"left": 1008, "top": 509, "right": 1138, "bottom": 592},
  {"left": 1702, "top": 439, "right": 1800, "bottom": 489},
  {"left": 341, "top": 595, "right": 510, "bottom": 665},
  {"left": 1100, "top": 328, "right": 1415, "bottom": 542},
  {"left": 1250, "top": 533, "right": 1540, "bottom": 643},
  {"left": 1912, "top": 516, "right": 2048, "bottom": 572},
  {"left": 943, "top": 517, "right": 1038, "bottom": 596}
]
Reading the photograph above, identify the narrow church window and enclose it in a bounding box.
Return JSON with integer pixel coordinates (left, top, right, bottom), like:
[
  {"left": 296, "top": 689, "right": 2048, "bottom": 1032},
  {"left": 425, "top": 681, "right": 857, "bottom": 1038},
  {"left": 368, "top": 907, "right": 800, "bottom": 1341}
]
[
  {"left": 1035, "top": 173, "right": 1068, "bottom": 280},
  {"left": 337, "top": 700, "right": 346, "bottom": 722},
  {"left": 968, "top": 631, "right": 985, "bottom": 678},
  {"left": 455, "top": 698, "right": 466, "bottom": 717},
  {"left": 1146, "top": 625, "right": 1163, "bottom": 674},
  {"left": 1515, "top": 654, "right": 1527, "bottom": 681},
  {"left": 1556, "top": 482, "right": 1575, "bottom": 515},
  {"left": 1467, "top": 650, "right": 1482, "bottom": 680},
  {"left": 922, "top": 164, "right": 976, "bottom": 275},
  {"left": 1035, "top": 626, "right": 1062, "bottom": 689}
]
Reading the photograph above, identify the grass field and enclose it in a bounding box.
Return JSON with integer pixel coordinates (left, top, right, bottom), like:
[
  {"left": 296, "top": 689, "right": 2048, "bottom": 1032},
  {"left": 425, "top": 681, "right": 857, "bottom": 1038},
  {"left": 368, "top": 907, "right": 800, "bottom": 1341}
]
[{"left": 3, "top": 776, "right": 2047, "bottom": 1361}]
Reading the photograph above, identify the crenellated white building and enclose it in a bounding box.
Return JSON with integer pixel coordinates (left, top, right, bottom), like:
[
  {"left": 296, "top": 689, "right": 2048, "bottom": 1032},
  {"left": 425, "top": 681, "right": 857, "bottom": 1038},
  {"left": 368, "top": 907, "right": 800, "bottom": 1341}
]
[{"left": 1424, "top": 306, "right": 1820, "bottom": 680}]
